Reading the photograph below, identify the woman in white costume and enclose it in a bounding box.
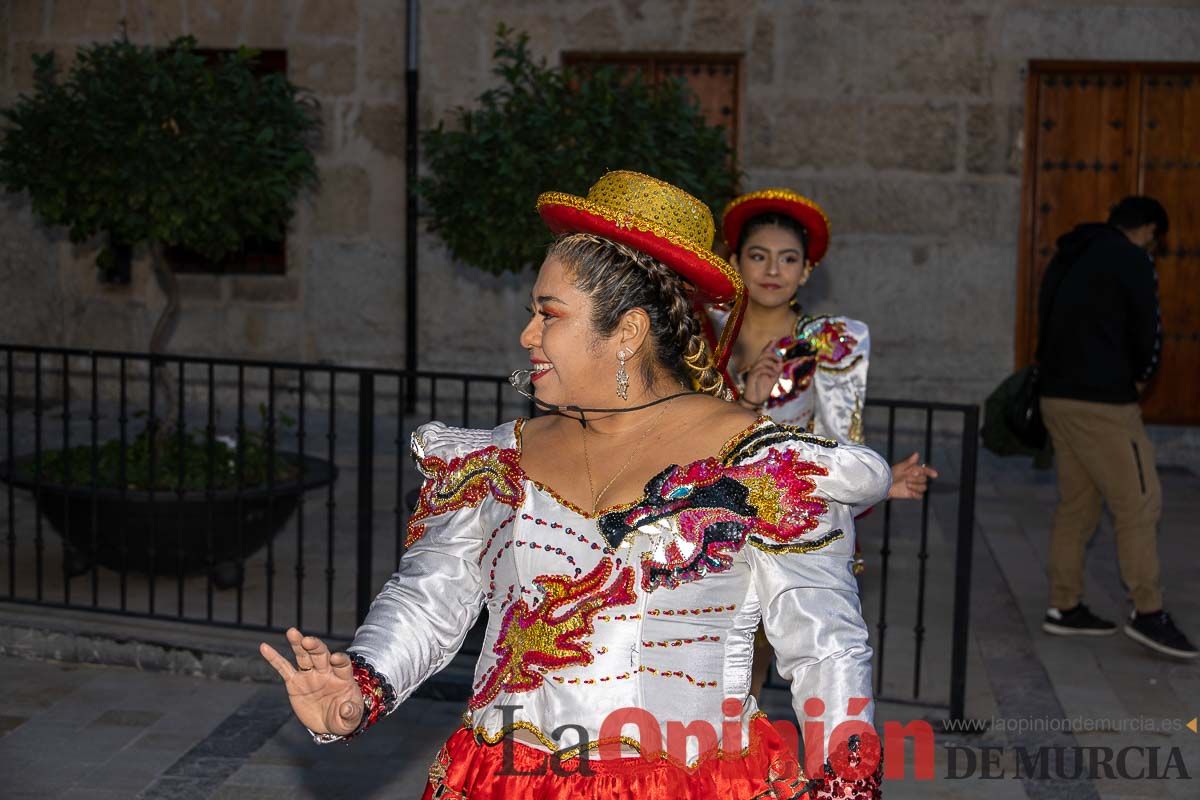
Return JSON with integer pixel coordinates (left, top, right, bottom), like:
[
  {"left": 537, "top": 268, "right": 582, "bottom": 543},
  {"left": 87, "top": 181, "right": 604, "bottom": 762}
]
[
  {"left": 713, "top": 189, "right": 937, "bottom": 509},
  {"left": 713, "top": 189, "right": 938, "bottom": 695},
  {"left": 260, "top": 172, "right": 888, "bottom": 798}
]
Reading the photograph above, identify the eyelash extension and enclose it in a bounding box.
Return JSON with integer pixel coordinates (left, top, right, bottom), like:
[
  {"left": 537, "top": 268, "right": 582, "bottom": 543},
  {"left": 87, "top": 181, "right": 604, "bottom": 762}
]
[{"left": 525, "top": 305, "right": 555, "bottom": 320}]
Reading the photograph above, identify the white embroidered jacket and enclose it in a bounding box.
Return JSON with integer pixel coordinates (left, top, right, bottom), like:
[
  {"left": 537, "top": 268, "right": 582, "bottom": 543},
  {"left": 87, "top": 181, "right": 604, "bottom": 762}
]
[
  {"left": 343, "top": 416, "right": 890, "bottom": 767},
  {"left": 712, "top": 309, "right": 871, "bottom": 444}
]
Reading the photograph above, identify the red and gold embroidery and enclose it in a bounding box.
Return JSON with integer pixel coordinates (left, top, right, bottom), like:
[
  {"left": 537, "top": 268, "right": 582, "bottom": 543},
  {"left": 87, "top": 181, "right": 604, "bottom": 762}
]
[
  {"left": 641, "top": 635, "right": 720, "bottom": 647},
  {"left": 758, "top": 317, "right": 860, "bottom": 409},
  {"left": 348, "top": 654, "right": 396, "bottom": 738},
  {"left": 546, "top": 665, "right": 718, "bottom": 687},
  {"left": 750, "top": 756, "right": 808, "bottom": 800},
  {"left": 725, "top": 447, "right": 838, "bottom": 553},
  {"left": 646, "top": 604, "right": 736, "bottom": 616},
  {"left": 426, "top": 741, "right": 468, "bottom": 799},
  {"left": 548, "top": 671, "right": 633, "bottom": 685},
  {"left": 469, "top": 559, "right": 636, "bottom": 709},
  {"left": 807, "top": 318, "right": 857, "bottom": 367},
  {"left": 478, "top": 515, "right": 515, "bottom": 564},
  {"left": 488, "top": 537, "right": 582, "bottom": 595},
  {"left": 637, "top": 665, "right": 719, "bottom": 687},
  {"left": 522, "top": 513, "right": 608, "bottom": 551},
  {"left": 407, "top": 445, "right": 524, "bottom": 547},
  {"left": 602, "top": 447, "right": 836, "bottom": 589}
]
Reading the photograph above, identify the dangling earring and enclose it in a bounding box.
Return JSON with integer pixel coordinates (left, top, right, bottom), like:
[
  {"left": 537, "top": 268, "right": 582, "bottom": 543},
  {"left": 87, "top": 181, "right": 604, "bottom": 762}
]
[{"left": 615, "top": 350, "right": 630, "bottom": 400}]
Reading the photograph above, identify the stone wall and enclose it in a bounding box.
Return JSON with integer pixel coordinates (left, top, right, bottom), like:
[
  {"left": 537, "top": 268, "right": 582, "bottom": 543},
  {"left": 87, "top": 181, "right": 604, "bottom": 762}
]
[
  {"left": 1, "top": 0, "right": 410, "bottom": 367},
  {"left": 732, "top": 0, "right": 1200, "bottom": 405},
  {"left": 3, "top": 0, "right": 1200, "bottom": 414}
]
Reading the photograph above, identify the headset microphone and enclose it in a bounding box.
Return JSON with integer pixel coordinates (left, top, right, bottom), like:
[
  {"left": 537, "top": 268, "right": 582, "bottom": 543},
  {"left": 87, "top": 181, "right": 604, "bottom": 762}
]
[{"left": 508, "top": 369, "right": 696, "bottom": 429}]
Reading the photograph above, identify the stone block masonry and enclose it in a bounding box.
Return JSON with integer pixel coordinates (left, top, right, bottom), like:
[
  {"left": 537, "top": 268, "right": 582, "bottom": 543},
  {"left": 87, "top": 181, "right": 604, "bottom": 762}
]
[{"left": 2, "top": 0, "right": 1199, "bottom": 417}]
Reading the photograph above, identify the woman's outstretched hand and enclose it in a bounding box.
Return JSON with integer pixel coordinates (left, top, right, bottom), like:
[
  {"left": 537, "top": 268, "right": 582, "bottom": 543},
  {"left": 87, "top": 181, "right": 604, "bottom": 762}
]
[
  {"left": 260, "top": 627, "right": 363, "bottom": 736},
  {"left": 888, "top": 452, "right": 939, "bottom": 500}
]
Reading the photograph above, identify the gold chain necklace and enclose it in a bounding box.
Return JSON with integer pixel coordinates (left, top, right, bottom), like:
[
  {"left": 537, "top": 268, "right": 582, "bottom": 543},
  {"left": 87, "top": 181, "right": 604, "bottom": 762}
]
[{"left": 580, "top": 403, "right": 673, "bottom": 516}]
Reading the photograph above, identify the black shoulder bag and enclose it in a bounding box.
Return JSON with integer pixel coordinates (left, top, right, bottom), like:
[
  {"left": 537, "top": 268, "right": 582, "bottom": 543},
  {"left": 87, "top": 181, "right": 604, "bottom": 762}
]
[{"left": 982, "top": 255, "right": 1074, "bottom": 454}]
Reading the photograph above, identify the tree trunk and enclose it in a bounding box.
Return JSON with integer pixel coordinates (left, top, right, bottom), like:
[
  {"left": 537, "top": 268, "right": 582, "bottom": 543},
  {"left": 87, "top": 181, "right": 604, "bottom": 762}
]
[{"left": 148, "top": 243, "right": 181, "bottom": 439}]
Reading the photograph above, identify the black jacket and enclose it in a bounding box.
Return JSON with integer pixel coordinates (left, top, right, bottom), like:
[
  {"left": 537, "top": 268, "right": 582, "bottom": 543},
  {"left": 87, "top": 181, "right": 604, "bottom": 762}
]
[{"left": 1037, "top": 223, "right": 1161, "bottom": 404}]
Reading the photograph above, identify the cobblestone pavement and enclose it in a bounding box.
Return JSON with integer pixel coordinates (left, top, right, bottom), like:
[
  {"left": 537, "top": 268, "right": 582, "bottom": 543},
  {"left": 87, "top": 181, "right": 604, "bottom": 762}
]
[{"left": 0, "top": 452, "right": 1197, "bottom": 799}]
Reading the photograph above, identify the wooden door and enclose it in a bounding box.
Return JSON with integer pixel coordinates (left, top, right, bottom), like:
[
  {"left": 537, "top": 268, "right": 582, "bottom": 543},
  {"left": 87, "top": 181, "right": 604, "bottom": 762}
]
[
  {"left": 1017, "top": 62, "right": 1200, "bottom": 424},
  {"left": 652, "top": 59, "right": 740, "bottom": 152},
  {"left": 563, "top": 52, "right": 740, "bottom": 153},
  {"left": 1138, "top": 72, "right": 1200, "bottom": 421}
]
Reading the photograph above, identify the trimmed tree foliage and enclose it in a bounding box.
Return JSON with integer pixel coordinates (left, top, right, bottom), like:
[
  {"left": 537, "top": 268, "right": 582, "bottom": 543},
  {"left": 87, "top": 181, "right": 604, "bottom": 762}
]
[
  {"left": 0, "top": 35, "right": 320, "bottom": 428},
  {"left": 0, "top": 35, "right": 319, "bottom": 275},
  {"left": 421, "top": 26, "right": 739, "bottom": 275}
]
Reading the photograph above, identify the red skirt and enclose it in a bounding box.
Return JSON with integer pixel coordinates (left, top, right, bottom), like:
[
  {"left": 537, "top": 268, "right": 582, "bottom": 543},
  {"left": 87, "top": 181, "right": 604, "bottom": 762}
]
[{"left": 420, "top": 716, "right": 805, "bottom": 799}]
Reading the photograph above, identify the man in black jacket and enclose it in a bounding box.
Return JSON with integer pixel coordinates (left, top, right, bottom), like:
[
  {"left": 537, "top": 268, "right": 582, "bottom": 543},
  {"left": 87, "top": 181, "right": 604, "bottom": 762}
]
[{"left": 1037, "top": 196, "right": 1195, "bottom": 659}]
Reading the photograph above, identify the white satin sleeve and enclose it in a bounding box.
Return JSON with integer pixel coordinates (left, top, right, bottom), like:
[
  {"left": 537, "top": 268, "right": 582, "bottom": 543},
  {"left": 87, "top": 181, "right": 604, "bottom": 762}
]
[
  {"left": 744, "top": 436, "right": 889, "bottom": 754},
  {"left": 812, "top": 317, "right": 870, "bottom": 445},
  {"left": 346, "top": 422, "right": 492, "bottom": 714}
]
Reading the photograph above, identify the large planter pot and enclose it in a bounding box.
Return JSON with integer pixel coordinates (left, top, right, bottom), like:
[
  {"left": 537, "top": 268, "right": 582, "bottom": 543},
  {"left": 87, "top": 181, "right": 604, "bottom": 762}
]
[{"left": 0, "top": 453, "right": 336, "bottom": 587}]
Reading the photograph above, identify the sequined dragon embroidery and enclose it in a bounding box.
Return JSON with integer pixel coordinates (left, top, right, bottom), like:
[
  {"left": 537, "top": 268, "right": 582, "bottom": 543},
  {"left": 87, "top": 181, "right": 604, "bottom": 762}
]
[
  {"left": 734, "top": 452, "right": 838, "bottom": 554},
  {"left": 597, "top": 428, "right": 839, "bottom": 591},
  {"left": 407, "top": 444, "right": 524, "bottom": 547},
  {"left": 469, "top": 559, "right": 636, "bottom": 710},
  {"left": 803, "top": 317, "right": 857, "bottom": 368},
  {"left": 762, "top": 317, "right": 860, "bottom": 409},
  {"left": 724, "top": 423, "right": 844, "bottom": 554},
  {"left": 599, "top": 465, "right": 756, "bottom": 591}
]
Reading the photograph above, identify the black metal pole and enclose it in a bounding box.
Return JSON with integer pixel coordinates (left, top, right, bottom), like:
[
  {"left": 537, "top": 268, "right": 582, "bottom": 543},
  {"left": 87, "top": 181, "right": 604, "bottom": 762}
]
[
  {"left": 404, "top": 0, "right": 420, "bottom": 412},
  {"left": 874, "top": 406, "right": 896, "bottom": 696},
  {"left": 356, "top": 372, "right": 376, "bottom": 625},
  {"left": 949, "top": 405, "right": 980, "bottom": 723},
  {"left": 912, "top": 407, "right": 935, "bottom": 700}
]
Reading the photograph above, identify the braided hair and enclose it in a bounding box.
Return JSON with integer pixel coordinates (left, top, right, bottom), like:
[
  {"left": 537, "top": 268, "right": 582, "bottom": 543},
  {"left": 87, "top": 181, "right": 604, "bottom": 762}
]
[{"left": 547, "top": 233, "right": 726, "bottom": 397}]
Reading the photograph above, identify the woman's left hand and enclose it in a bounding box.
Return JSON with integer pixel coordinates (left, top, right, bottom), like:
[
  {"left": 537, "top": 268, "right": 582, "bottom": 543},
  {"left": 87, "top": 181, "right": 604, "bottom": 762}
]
[{"left": 888, "top": 452, "right": 938, "bottom": 500}]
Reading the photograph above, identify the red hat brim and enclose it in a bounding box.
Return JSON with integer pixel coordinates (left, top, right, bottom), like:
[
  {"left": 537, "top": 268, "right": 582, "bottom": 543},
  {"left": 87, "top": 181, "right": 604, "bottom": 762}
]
[
  {"left": 538, "top": 194, "right": 746, "bottom": 390},
  {"left": 722, "top": 193, "right": 831, "bottom": 264}
]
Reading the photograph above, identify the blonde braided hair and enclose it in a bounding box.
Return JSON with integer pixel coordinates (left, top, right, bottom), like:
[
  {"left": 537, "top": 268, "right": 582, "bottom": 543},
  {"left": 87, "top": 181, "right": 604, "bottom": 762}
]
[{"left": 683, "top": 332, "right": 727, "bottom": 397}]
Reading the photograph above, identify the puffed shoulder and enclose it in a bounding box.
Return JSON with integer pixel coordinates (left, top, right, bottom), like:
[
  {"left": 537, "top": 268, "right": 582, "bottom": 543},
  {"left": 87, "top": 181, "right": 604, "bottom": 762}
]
[
  {"left": 797, "top": 313, "right": 869, "bottom": 339},
  {"left": 410, "top": 420, "right": 520, "bottom": 475},
  {"left": 724, "top": 419, "right": 890, "bottom": 508},
  {"left": 405, "top": 420, "right": 526, "bottom": 548}
]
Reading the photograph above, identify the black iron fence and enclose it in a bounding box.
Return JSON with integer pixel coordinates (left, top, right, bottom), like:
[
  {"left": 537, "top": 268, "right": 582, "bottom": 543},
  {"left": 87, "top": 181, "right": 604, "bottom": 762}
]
[
  {"left": 0, "top": 343, "right": 977, "bottom": 720},
  {"left": 762, "top": 398, "right": 980, "bottom": 724},
  {"left": 0, "top": 344, "right": 531, "bottom": 641}
]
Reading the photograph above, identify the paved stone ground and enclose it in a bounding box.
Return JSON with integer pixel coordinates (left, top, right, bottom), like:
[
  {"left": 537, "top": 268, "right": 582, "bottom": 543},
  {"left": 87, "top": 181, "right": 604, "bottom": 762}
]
[{"left": 0, "top": 451, "right": 1197, "bottom": 799}]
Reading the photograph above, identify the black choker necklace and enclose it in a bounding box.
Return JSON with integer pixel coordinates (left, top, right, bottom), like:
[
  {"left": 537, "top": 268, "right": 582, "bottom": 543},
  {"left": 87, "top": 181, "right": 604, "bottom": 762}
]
[{"left": 508, "top": 369, "right": 698, "bottom": 428}]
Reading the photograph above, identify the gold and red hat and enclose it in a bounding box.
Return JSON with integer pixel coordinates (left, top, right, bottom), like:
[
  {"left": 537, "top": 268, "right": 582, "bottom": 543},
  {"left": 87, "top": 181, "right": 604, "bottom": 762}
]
[
  {"left": 537, "top": 170, "right": 746, "bottom": 395},
  {"left": 721, "top": 188, "right": 832, "bottom": 265}
]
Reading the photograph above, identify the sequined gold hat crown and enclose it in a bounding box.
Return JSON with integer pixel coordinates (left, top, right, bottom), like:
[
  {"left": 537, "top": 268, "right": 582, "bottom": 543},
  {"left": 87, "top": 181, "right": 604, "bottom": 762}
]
[
  {"left": 722, "top": 188, "right": 832, "bottom": 265},
  {"left": 537, "top": 170, "right": 746, "bottom": 390}
]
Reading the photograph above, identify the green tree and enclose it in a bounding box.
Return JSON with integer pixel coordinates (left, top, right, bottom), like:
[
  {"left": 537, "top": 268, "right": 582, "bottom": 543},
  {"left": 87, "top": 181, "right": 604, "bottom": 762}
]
[
  {"left": 421, "top": 26, "right": 739, "bottom": 275},
  {"left": 0, "top": 35, "right": 320, "bottom": 428}
]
